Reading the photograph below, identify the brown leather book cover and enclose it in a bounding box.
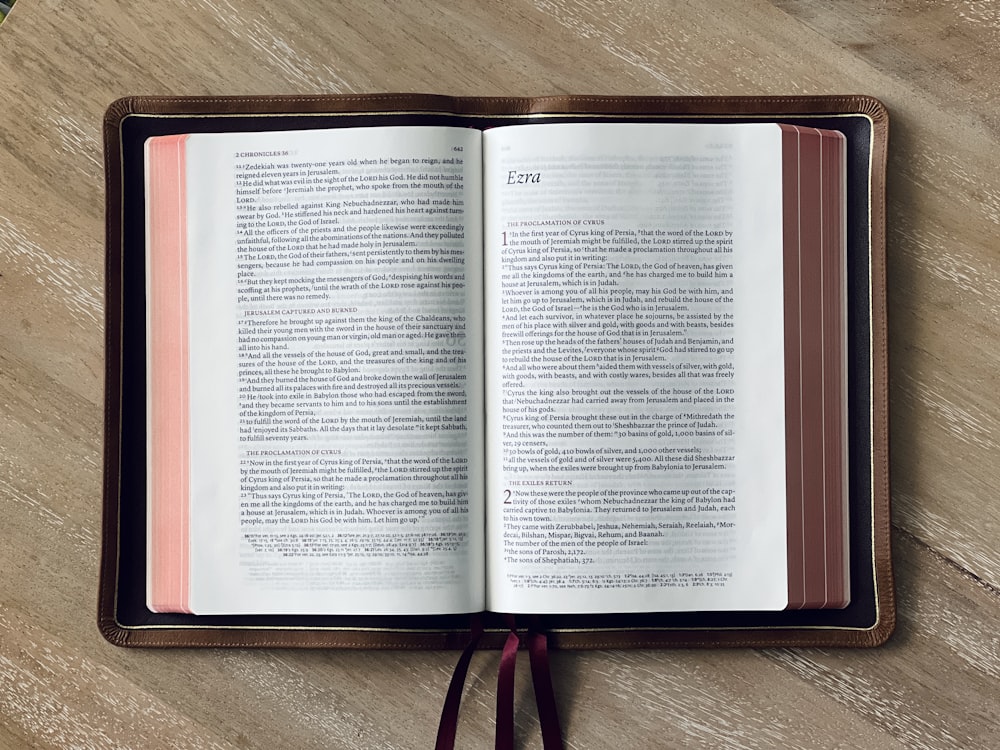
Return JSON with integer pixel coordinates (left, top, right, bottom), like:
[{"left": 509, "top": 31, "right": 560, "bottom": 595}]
[{"left": 101, "top": 94, "right": 892, "bottom": 648}]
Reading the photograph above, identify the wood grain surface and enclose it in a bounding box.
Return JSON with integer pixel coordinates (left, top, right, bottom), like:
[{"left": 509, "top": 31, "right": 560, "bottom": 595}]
[{"left": 1, "top": 0, "right": 998, "bottom": 747}]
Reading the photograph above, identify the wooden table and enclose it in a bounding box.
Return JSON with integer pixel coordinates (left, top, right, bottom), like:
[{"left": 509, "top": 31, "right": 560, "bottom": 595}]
[{"left": 1, "top": 1, "right": 998, "bottom": 747}]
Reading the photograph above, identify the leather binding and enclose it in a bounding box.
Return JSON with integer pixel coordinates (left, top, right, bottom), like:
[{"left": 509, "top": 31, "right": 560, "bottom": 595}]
[{"left": 101, "top": 94, "right": 892, "bottom": 649}]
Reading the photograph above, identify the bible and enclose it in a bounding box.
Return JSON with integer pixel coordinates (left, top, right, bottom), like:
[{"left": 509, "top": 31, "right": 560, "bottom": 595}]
[
  {"left": 144, "top": 120, "right": 848, "bottom": 615},
  {"left": 101, "top": 94, "right": 893, "bottom": 649}
]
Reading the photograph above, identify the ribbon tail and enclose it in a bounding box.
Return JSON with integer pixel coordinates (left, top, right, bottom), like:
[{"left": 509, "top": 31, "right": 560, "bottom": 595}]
[
  {"left": 495, "top": 615, "right": 521, "bottom": 750},
  {"left": 527, "top": 627, "right": 564, "bottom": 750},
  {"left": 435, "top": 615, "right": 484, "bottom": 750}
]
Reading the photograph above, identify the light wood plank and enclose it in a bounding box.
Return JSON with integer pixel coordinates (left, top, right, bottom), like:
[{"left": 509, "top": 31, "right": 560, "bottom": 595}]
[{"left": 2, "top": 0, "right": 999, "bottom": 747}]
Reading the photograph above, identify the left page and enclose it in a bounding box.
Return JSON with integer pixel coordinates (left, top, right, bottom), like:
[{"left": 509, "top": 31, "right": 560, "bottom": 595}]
[{"left": 145, "top": 125, "right": 484, "bottom": 614}]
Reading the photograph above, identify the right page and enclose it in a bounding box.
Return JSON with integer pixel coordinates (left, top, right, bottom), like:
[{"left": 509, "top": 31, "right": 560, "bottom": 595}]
[{"left": 485, "top": 122, "right": 809, "bottom": 614}]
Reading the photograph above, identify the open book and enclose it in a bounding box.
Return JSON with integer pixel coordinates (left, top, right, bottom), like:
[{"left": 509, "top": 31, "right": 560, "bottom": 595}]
[{"left": 144, "top": 120, "right": 850, "bottom": 616}]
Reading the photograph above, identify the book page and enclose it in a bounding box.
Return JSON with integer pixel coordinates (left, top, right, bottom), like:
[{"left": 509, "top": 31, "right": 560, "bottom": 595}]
[
  {"left": 484, "top": 123, "right": 787, "bottom": 613},
  {"left": 174, "top": 126, "right": 483, "bottom": 614}
]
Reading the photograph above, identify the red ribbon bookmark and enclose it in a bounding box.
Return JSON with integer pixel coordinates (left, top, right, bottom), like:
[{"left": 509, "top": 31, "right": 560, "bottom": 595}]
[{"left": 436, "top": 615, "right": 563, "bottom": 750}]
